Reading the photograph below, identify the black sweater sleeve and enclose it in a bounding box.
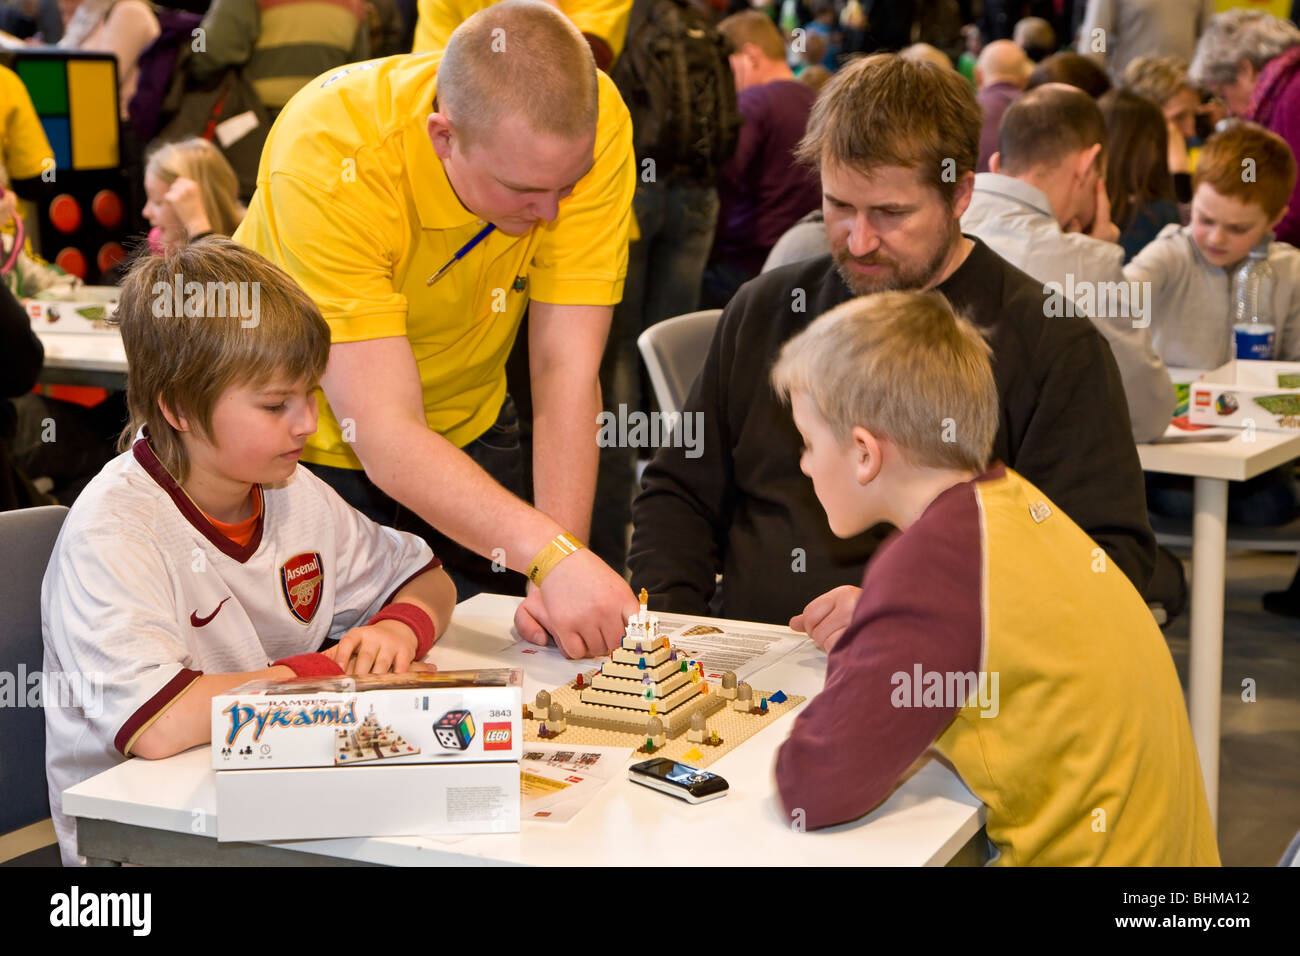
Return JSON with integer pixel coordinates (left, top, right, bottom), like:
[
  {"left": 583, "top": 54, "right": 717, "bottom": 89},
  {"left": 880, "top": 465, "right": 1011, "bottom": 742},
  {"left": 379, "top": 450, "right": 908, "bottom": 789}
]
[{"left": 0, "top": 281, "right": 43, "bottom": 397}]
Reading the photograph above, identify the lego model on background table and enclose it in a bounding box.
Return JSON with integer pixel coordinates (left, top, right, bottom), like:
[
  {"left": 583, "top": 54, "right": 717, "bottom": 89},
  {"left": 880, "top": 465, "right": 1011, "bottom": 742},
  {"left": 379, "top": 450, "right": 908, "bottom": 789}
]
[{"left": 524, "top": 591, "right": 804, "bottom": 768}]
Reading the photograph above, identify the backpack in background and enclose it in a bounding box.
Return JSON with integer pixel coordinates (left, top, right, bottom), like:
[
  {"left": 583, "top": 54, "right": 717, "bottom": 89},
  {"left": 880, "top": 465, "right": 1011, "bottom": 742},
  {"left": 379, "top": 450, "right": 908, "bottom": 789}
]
[{"left": 611, "top": 0, "right": 741, "bottom": 186}]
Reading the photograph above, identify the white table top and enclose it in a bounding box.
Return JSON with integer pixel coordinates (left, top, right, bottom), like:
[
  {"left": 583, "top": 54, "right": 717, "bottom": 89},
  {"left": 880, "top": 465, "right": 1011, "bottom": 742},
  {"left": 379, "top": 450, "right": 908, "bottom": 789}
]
[
  {"left": 34, "top": 328, "right": 127, "bottom": 374},
  {"left": 64, "top": 593, "right": 984, "bottom": 867},
  {"left": 1137, "top": 424, "right": 1300, "bottom": 482}
]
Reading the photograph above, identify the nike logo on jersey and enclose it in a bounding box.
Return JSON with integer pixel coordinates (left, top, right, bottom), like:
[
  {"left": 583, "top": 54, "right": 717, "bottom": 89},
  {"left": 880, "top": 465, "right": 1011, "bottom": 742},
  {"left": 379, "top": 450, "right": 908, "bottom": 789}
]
[{"left": 190, "top": 596, "right": 232, "bottom": 628}]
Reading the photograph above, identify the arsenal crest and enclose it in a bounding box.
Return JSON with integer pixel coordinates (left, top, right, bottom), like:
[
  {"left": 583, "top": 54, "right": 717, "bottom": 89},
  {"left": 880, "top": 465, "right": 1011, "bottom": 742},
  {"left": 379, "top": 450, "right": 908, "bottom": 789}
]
[{"left": 280, "top": 552, "right": 324, "bottom": 624}]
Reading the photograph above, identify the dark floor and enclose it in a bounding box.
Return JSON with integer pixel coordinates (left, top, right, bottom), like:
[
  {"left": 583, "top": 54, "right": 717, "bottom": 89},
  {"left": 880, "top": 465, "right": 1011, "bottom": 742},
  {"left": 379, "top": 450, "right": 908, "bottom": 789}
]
[{"left": 1161, "top": 550, "right": 1300, "bottom": 866}]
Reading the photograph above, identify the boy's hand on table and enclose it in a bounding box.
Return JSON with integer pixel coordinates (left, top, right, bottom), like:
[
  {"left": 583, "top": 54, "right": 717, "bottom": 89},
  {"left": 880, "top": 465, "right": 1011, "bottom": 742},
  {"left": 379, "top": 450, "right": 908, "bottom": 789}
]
[
  {"left": 790, "top": 585, "right": 861, "bottom": 653},
  {"left": 326, "top": 619, "right": 436, "bottom": 674}
]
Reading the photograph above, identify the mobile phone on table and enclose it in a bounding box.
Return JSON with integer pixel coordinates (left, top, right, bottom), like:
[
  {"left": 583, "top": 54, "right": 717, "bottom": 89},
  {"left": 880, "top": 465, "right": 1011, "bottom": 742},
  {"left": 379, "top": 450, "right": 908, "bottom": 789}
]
[{"left": 628, "top": 757, "right": 728, "bottom": 803}]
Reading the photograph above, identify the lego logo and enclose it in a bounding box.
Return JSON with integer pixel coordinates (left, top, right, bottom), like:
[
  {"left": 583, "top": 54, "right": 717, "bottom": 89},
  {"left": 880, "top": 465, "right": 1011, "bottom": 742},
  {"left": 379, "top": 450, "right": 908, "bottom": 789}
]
[
  {"left": 483, "top": 722, "right": 512, "bottom": 750},
  {"left": 1194, "top": 390, "right": 1211, "bottom": 408}
]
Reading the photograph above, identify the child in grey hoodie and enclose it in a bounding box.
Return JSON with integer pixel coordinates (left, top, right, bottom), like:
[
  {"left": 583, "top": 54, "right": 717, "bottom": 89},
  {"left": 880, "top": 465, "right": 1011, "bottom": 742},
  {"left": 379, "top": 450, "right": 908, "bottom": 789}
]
[
  {"left": 1125, "top": 122, "right": 1300, "bottom": 618},
  {"left": 1124, "top": 122, "right": 1300, "bottom": 369}
]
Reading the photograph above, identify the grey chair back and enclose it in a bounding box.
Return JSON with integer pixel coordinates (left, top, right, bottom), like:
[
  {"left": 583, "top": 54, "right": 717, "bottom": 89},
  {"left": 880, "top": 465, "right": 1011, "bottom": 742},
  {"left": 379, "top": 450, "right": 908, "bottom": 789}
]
[
  {"left": 636, "top": 309, "right": 723, "bottom": 416},
  {"left": 0, "top": 506, "right": 68, "bottom": 835}
]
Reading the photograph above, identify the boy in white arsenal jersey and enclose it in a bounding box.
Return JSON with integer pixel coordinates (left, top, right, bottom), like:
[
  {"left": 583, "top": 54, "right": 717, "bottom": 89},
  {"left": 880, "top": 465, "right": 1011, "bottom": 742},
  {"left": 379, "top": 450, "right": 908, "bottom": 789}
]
[{"left": 42, "top": 239, "right": 457, "bottom": 864}]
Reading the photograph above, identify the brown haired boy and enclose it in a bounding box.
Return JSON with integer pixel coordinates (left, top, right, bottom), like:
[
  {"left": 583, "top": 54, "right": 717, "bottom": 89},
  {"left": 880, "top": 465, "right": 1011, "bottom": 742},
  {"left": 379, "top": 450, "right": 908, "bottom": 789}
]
[
  {"left": 771, "top": 290, "right": 1219, "bottom": 865},
  {"left": 1125, "top": 121, "right": 1300, "bottom": 368},
  {"left": 42, "top": 239, "right": 457, "bottom": 864}
]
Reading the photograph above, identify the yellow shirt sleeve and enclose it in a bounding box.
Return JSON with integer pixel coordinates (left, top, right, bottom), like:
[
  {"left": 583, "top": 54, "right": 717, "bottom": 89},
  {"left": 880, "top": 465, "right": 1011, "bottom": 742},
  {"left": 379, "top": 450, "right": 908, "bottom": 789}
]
[
  {"left": 234, "top": 163, "right": 410, "bottom": 343},
  {"left": 0, "top": 66, "right": 55, "bottom": 182},
  {"left": 527, "top": 72, "right": 634, "bottom": 306}
]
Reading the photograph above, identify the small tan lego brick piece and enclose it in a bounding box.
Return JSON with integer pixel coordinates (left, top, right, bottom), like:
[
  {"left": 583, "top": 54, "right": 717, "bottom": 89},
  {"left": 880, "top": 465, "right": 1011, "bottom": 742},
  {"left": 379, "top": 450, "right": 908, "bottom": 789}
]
[
  {"left": 733, "top": 682, "right": 753, "bottom": 712},
  {"left": 720, "top": 671, "right": 738, "bottom": 700},
  {"left": 535, "top": 689, "right": 551, "bottom": 714},
  {"left": 686, "top": 711, "right": 706, "bottom": 743},
  {"left": 544, "top": 702, "right": 566, "bottom": 735}
]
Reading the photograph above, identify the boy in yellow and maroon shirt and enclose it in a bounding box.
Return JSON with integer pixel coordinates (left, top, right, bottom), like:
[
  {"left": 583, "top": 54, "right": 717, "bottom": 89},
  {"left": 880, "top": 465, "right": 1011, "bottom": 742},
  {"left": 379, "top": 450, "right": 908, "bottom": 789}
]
[{"left": 771, "top": 289, "right": 1218, "bottom": 866}]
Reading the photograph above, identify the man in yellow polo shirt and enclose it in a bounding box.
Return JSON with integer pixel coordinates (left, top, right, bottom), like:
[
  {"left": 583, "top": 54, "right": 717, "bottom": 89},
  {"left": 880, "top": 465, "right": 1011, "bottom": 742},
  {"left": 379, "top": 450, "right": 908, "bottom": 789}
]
[{"left": 235, "top": 0, "right": 639, "bottom": 657}]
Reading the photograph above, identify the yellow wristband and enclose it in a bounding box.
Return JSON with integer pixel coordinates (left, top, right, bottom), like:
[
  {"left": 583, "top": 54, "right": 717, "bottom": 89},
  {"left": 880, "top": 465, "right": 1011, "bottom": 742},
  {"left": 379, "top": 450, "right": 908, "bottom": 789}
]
[{"left": 526, "top": 533, "right": 584, "bottom": 587}]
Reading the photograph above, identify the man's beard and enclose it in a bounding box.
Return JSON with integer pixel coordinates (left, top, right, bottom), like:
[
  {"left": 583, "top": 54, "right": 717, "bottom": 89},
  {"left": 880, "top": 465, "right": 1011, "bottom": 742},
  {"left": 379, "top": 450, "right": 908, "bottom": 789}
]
[{"left": 832, "top": 221, "right": 961, "bottom": 296}]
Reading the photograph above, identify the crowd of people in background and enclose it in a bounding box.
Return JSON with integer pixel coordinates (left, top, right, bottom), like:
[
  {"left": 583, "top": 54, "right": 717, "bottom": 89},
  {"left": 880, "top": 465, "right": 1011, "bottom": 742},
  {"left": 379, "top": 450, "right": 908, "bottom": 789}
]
[{"left": 4, "top": 0, "right": 1300, "bottom": 623}]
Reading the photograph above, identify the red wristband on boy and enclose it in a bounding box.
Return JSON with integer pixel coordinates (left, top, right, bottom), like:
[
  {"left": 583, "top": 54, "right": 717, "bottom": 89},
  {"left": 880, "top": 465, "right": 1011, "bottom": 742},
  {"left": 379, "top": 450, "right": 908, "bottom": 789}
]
[
  {"left": 367, "top": 602, "right": 436, "bottom": 660},
  {"left": 272, "top": 653, "right": 344, "bottom": 678}
]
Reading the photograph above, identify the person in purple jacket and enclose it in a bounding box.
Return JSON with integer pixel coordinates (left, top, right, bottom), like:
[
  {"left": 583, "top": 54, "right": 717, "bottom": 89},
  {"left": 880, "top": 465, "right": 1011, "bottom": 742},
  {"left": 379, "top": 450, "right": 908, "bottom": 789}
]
[
  {"left": 1191, "top": 9, "right": 1300, "bottom": 246},
  {"left": 700, "top": 10, "right": 821, "bottom": 309},
  {"left": 975, "top": 40, "right": 1031, "bottom": 173}
]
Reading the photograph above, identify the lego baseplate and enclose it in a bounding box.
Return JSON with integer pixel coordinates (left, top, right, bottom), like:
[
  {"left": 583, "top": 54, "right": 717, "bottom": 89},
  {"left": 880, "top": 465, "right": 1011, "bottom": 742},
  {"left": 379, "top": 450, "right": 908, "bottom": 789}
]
[{"left": 524, "top": 682, "right": 804, "bottom": 769}]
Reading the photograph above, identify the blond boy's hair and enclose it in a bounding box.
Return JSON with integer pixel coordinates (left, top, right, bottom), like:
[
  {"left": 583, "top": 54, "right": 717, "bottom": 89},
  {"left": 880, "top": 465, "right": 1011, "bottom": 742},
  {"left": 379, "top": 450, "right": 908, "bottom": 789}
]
[
  {"left": 438, "top": 0, "right": 598, "bottom": 150},
  {"left": 771, "top": 291, "right": 997, "bottom": 473},
  {"left": 114, "top": 238, "right": 330, "bottom": 483},
  {"left": 1194, "top": 121, "right": 1298, "bottom": 221},
  {"left": 145, "top": 138, "right": 243, "bottom": 238}
]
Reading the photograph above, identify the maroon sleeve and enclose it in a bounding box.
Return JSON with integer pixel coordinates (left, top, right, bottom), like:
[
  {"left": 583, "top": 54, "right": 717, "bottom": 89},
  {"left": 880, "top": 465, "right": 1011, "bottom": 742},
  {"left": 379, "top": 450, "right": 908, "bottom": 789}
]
[{"left": 774, "top": 483, "right": 985, "bottom": 829}]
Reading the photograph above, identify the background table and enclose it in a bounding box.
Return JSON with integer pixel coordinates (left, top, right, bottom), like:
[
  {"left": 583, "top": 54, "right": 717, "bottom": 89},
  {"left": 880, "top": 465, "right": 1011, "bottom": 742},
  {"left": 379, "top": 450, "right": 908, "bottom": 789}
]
[
  {"left": 1137, "top": 424, "right": 1300, "bottom": 825},
  {"left": 33, "top": 329, "right": 127, "bottom": 390},
  {"left": 65, "top": 593, "right": 987, "bottom": 866}
]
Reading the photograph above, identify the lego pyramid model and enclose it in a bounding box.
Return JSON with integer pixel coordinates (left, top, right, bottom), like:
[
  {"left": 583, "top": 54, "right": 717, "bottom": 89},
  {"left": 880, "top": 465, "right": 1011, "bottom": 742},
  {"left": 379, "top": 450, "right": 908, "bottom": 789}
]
[
  {"left": 334, "top": 705, "right": 420, "bottom": 765},
  {"left": 567, "top": 590, "right": 725, "bottom": 737}
]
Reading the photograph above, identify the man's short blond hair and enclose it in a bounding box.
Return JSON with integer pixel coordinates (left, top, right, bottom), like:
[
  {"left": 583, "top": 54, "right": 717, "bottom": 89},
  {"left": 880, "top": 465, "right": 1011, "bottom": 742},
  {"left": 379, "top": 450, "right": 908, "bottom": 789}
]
[
  {"left": 438, "top": 0, "right": 598, "bottom": 149},
  {"left": 115, "top": 238, "right": 330, "bottom": 483},
  {"left": 771, "top": 291, "right": 997, "bottom": 473}
]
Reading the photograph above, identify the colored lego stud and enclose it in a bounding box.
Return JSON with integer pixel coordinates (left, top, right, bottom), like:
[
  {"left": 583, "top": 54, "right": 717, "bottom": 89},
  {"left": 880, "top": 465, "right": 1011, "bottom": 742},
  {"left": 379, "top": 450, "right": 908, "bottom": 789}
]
[
  {"left": 645, "top": 738, "right": 655, "bottom": 752},
  {"left": 642, "top": 674, "right": 652, "bottom": 685},
  {"left": 760, "top": 697, "right": 769, "bottom": 713},
  {"left": 670, "top": 650, "right": 678, "bottom": 661},
  {"left": 701, "top": 681, "right": 709, "bottom": 694},
  {"left": 710, "top": 730, "right": 720, "bottom": 745},
  {"left": 638, "top": 656, "right": 646, "bottom": 670},
  {"left": 645, "top": 688, "right": 653, "bottom": 699},
  {"left": 635, "top": 642, "right": 643, "bottom": 653},
  {"left": 575, "top": 672, "right": 585, "bottom": 688},
  {"left": 697, "top": 662, "right": 704, "bottom": 676},
  {"left": 769, "top": 690, "right": 788, "bottom": 704},
  {"left": 689, "top": 671, "right": 700, "bottom": 684},
  {"left": 680, "top": 661, "right": 688, "bottom": 673},
  {"left": 649, "top": 702, "right": 658, "bottom": 716}
]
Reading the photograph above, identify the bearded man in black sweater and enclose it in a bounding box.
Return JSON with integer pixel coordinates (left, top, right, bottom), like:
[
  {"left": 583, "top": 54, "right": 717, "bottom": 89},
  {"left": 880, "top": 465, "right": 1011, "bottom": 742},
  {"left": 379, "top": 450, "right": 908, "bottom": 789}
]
[{"left": 628, "top": 54, "right": 1156, "bottom": 645}]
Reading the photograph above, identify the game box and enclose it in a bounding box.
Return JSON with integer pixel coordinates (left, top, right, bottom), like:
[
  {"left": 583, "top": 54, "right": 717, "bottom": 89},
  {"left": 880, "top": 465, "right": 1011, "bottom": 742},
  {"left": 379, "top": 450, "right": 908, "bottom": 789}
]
[
  {"left": 211, "top": 669, "right": 522, "bottom": 770},
  {"left": 1188, "top": 359, "right": 1300, "bottom": 431},
  {"left": 216, "top": 760, "right": 521, "bottom": 840}
]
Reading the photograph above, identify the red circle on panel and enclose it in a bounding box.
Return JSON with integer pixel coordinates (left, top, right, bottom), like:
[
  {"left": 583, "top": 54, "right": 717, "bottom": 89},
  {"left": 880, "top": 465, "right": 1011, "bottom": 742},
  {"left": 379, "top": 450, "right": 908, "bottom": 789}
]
[
  {"left": 55, "top": 247, "right": 87, "bottom": 279},
  {"left": 50, "top": 194, "right": 82, "bottom": 233},
  {"left": 97, "top": 242, "right": 126, "bottom": 273},
  {"left": 92, "top": 190, "right": 123, "bottom": 228}
]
